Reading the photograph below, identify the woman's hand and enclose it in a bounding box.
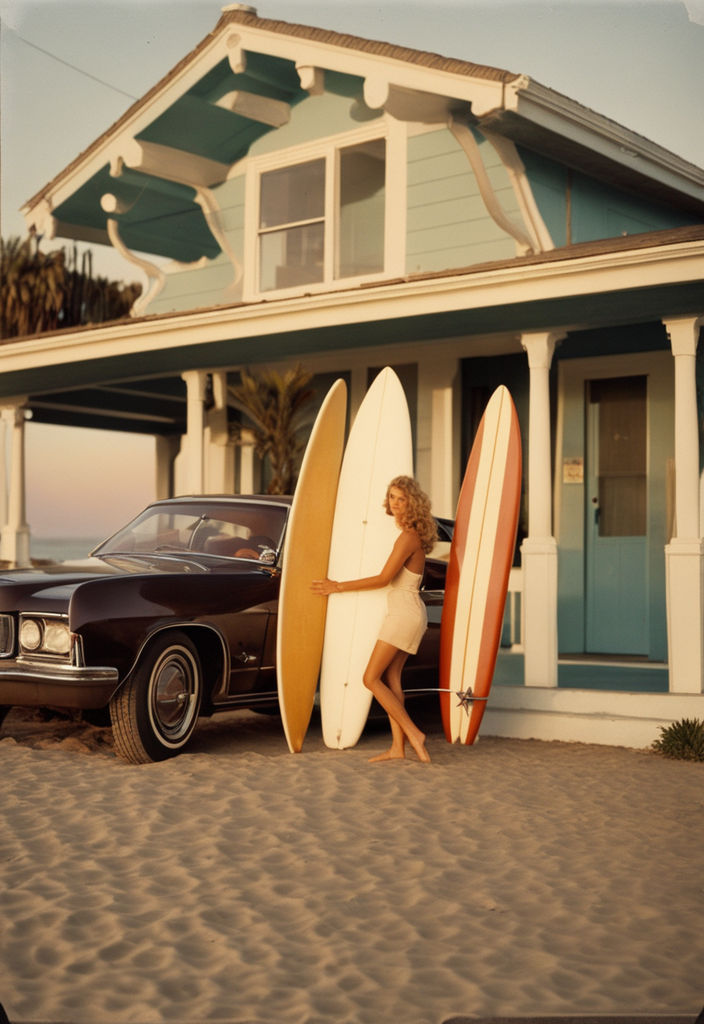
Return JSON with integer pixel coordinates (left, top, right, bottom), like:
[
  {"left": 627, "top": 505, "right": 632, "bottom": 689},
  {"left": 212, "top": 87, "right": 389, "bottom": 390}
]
[{"left": 311, "top": 578, "right": 339, "bottom": 595}]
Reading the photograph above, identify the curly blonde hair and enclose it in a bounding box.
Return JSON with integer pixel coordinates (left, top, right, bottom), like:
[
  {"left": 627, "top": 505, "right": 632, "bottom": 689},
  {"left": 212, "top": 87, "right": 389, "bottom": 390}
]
[{"left": 383, "top": 476, "right": 438, "bottom": 554}]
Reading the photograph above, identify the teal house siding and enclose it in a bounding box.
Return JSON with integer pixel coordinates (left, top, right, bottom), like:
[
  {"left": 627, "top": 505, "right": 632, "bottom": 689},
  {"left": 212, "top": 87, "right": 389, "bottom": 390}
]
[
  {"left": 145, "top": 86, "right": 379, "bottom": 315},
  {"left": 570, "top": 173, "right": 692, "bottom": 241},
  {"left": 146, "top": 253, "right": 239, "bottom": 315},
  {"left": 144, "top": 101, "right": 697, "bottom": 316},
  {"left": 517, "top": 149, "right": 569, "bottom": 247},
  {"left": 147, "top": 176, "right": 246, "bottom": 315},
  {"left": 247, "top": 83, "right": 377, "bottom": 158},
  {"left": 406, "top": 128, "right": 519, "bottom": 275},
  {"left": 519, "top": 147, "right": 694, "bottom": 246}
]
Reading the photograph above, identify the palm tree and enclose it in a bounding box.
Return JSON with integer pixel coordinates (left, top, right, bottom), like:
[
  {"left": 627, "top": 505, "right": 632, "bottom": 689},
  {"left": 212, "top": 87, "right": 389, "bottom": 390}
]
[
  {"left": 0, "top": 235, "right": 142, "bottom": 340},
  {"left": 228, "top": 364, "right": 315, "bottom": 494},
  {"left": 0, "top": 236, "right": 65, "bottom": 338}
]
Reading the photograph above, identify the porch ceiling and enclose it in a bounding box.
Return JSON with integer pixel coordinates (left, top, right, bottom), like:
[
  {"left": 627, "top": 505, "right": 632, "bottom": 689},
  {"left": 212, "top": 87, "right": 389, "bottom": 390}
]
[
  {"left": 27, "top": 377, "right": 188, "bottom": 437},
  {"left": 4, "top": 275, "right": 702, "bottom": 438}
]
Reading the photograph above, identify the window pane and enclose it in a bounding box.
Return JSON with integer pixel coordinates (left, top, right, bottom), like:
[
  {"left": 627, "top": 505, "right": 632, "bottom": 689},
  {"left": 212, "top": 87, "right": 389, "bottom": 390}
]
[
  {"left": 260, "top": 159, "right": 325, "bottom": 229},
  {"left": 260, "top": 223, "right": 325, "bottom": 291},
  {"left": 338, "top": 139, "right": 385, "bottom": 278},
  {"left": 591, "top": 376, "right": 647, "bottom": 537}
]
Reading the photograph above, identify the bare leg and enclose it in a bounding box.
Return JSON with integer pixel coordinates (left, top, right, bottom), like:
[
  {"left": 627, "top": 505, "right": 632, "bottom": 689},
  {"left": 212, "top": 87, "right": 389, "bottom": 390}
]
[
  {"left": 363, "top": 641, "right": 430, "bottom": 763},
  {"left": 368, "top": 649, "right": 408, "bottom": 762}
]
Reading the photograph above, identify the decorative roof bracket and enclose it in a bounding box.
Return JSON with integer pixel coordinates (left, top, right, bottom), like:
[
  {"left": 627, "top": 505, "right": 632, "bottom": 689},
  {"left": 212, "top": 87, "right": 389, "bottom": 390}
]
[
  {"left": 215, "top": 90, "right": 290, "bottom": 127},
  {"left": 296, "top": 64, "right": 324, "bottom": 95},
  {"left": 363, "top": 76, "right": 465, "bottom": 124},
  {"left": 112, "top": 140, "right": 230, "bottom": 189},
  {"left": 105, "top": 139, "right": 242, "bottom": 295},
  {"left": 225, "top": 32, "right": 247, "bottom": 75},
  {"left": 449, "top": 117, "right": 535, "bottom": 256},
  {"left": 105, "top": 218, "right": 166, "bottom": 317},
  {"left": 479, "top": 129, "right": 554, "bottom": 252}
]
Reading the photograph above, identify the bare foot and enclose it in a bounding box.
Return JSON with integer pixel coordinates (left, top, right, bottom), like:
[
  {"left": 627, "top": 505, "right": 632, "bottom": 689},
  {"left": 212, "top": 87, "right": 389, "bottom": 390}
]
[
  {"left": 368, "top": 748, "right": 406, "bottom": 763},
  {"left": 410, "top": 732, "right": 431, "bottom": 763}
]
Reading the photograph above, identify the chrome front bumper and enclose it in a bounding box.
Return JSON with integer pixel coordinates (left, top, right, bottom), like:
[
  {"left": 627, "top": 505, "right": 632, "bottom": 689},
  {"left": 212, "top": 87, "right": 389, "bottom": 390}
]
[{"left": 0, "top": 660, "right": 120, "bottom": 709}]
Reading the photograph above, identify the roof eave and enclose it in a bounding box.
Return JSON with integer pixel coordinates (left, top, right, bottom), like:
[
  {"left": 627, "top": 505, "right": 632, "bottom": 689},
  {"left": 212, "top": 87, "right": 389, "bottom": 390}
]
[{"left": 478, "top": 76, "right": 704, "bottom": 212}]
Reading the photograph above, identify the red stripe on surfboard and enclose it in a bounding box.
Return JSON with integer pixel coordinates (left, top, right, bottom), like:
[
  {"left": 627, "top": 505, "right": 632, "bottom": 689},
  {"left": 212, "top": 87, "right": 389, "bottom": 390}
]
[
  {"left": 463, "top": 402, "right": 522, "bottom": 744},
  {"left": 438, "top": 416, "right": 485, "bottom": 741}
]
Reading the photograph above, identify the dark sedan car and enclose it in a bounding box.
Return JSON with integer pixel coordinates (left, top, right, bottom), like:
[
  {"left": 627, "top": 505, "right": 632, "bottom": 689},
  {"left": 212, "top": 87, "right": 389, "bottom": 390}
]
[{"left": 0, "top": 496, "right": 449, "bottom": 763}]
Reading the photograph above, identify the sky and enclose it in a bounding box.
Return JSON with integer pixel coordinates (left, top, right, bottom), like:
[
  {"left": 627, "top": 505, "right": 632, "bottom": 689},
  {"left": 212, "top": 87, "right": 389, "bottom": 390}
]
[{"left": 1, "top": 0, "right": 703, "bottom": 542}]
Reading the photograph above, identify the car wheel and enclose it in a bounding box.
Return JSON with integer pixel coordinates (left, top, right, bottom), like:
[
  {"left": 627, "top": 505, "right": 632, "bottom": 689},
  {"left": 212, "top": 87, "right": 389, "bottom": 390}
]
[{"left": 110, "top": 631, "right": 202, "bottom": 764}]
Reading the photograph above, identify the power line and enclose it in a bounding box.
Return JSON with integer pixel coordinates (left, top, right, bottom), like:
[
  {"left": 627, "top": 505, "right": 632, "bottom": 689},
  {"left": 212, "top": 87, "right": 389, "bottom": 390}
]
[{"left": 5, "top": 24, "right": 139, "bottom": 102}]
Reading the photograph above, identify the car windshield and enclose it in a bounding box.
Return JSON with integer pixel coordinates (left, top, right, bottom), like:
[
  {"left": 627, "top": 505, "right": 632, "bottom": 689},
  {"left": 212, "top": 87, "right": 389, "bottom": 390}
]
[{"left": 93, "top": 502, "right": 288, "bottom": 564}]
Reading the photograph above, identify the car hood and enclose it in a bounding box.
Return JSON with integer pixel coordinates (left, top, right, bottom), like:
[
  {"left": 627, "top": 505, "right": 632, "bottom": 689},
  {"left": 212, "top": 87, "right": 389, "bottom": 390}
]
[{"left": 0, "top": 554, "right": 273, "bottom": 615}]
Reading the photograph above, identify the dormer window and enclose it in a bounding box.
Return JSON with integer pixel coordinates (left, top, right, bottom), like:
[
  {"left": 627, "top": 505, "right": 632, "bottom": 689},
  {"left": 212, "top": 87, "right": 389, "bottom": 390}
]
[
  {"left": 249, "top": 132, "right": 387, "bottom": 296},
  {"left": 259, "top": 158, "right": 326, "bottom": 291}
]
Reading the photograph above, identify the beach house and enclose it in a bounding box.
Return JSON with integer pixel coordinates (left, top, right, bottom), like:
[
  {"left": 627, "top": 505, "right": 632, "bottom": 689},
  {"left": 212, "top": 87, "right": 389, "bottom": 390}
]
[{"left": 2, "top": 4, "right": 703, "bottom": 745}]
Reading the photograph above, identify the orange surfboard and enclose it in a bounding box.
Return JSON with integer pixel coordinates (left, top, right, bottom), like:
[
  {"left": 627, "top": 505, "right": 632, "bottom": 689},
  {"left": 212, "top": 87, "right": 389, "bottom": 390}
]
[
  {"left": 276, "top": 379, "right": 347, "bottom": 752},
  {"left": 439, "top": 385, "right": 522, "bottom": 744}
]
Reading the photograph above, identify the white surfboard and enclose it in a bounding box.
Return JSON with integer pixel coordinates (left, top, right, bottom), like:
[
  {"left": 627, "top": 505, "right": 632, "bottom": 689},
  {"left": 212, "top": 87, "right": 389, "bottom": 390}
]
[{"left": 320, "top": 367, "right": 413, "bottom": 749}]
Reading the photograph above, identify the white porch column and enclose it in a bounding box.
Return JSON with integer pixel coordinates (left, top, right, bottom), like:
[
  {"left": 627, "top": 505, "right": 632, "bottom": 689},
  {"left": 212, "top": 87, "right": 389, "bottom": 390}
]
[
  {"left": 0, "top": 417, "right": 7, "bottom": 534},
  {"left": 664, "top": 315, "right": 704, "bottom": 694},
  {"left": 205, "top": 371, "right": 235, "bottom": 494},
  {"left": 349, "top": 366, "right": 367, "bottom": 424},
  {"left": 520, "top": 331, "right": 563, "bottom": 687},
  {"left": 155, "top": 435, "right": 180, "bottom": 500},
  {"left": 181, "top": 371, "right": 207, "bottom": 495},
  {"left": 238, "top": 428, "right": 257, "bottom": 494},
  {"left": 0, "top": 404, "right": 31, "bottom": 568},
  {"left": 417, "top": 356, "right": 460, "bottom": 518}
]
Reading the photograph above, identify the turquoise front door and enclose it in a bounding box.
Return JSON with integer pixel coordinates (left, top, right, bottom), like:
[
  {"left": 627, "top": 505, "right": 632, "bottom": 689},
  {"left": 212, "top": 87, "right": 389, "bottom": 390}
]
[{"left": 585, "top": 376, "right": 649, "bottom": 654}]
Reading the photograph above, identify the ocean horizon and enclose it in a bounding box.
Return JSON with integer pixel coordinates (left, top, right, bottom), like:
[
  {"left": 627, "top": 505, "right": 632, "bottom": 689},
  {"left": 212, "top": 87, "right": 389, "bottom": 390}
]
[{"left": 31, "top": 536, "right": 106, "bottom": 562}]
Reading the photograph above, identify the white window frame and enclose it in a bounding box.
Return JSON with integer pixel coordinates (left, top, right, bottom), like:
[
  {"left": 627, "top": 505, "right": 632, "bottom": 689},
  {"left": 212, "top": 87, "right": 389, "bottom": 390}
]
[{"left": 242, "top": 118, "right": 406, "bottom": 301}]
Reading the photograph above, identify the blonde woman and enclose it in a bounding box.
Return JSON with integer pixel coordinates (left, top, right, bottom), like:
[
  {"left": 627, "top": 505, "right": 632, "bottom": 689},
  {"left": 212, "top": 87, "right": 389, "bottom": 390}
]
[{"left": 312, "top": 476, "right": 437, "bottom": 763}]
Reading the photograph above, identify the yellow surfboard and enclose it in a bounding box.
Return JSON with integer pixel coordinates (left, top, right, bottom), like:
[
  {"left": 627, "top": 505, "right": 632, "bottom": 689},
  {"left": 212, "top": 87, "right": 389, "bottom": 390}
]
[{"left": 276, "top": 379, "right": 347, "bottom": 752}]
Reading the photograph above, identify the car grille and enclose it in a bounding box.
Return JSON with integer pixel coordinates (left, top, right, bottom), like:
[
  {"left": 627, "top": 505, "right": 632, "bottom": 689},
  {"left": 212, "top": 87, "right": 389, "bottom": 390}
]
[{"left": 0, "top": 614, "right": 15, "bottom": 656}]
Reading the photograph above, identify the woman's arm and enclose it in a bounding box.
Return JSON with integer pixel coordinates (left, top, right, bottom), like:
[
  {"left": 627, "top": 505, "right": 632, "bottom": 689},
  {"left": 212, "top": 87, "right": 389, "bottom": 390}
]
[{"left": 311, "top": 530, "right": 418, "bottom": 596}]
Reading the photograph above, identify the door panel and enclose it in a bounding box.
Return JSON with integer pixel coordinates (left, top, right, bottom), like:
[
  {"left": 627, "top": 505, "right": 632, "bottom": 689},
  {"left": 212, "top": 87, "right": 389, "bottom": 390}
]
[
  {"left": 225, "top": 605, "right": 272, "bottom": 695},
  {"left": 586, "top": 376, "right": 648, "bottom": 654}
]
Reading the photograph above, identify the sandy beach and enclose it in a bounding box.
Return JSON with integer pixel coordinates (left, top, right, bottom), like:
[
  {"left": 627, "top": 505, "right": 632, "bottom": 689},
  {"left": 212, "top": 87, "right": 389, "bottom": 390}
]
[{"left": 1, "top": 705, "right": 702, "bottom": 1024}]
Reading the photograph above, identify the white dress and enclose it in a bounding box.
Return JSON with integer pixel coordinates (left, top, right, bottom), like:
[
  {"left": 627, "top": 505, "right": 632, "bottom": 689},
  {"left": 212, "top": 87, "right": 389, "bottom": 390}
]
[{"left": 377, "top": 565, "right": 427, "bottom": 654}]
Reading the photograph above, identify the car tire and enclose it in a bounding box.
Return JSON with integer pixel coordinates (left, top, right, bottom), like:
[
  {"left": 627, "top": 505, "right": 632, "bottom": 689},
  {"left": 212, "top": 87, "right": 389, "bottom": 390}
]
[{"left": 110, "top": 631, "right": 202, "bottom": 764}]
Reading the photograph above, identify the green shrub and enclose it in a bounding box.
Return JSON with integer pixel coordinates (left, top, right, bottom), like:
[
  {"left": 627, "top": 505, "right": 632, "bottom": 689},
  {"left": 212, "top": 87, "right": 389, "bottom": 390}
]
[{"left": 652, "top": 718, "right": 704, "bottom": 762}]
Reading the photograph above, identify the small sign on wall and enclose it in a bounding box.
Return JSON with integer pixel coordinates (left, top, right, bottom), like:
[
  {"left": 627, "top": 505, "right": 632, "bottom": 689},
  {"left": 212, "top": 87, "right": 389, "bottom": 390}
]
[{"left": 563, "top": 457, "right": 584, "bottom": 484}]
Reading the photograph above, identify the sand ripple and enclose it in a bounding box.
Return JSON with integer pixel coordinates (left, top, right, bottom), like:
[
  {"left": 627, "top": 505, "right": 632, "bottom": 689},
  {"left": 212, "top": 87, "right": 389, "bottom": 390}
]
[{"left": 1, "top": 707, "right": 702, "bottom": 1023}]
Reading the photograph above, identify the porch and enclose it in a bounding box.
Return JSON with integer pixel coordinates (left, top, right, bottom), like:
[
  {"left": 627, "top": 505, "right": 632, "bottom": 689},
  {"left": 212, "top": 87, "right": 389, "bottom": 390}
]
[
  {"left": 490, "top": 580, "right": 704, "bottom": 750},
  {"left": 484, "top": 661, "right": 702, "bottom": 748}
]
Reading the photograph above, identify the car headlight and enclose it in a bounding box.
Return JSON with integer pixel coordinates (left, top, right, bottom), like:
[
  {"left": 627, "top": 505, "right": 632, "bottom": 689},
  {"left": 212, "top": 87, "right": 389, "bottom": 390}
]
[
  {"left": 20, "top": 618, "right": 42, "bottom": 651},
  {"left": 44, "top": 621, "right": 72, "bottom": 655},
  {"left": 19, "top": 617, "right": 72, "bottom": 657}
]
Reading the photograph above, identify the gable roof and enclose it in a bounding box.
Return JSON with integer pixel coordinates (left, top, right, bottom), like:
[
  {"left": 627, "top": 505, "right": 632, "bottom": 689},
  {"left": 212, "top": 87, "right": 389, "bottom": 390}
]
[{"left": 21, "top": 4, "right": 704, "bottom": 260}]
